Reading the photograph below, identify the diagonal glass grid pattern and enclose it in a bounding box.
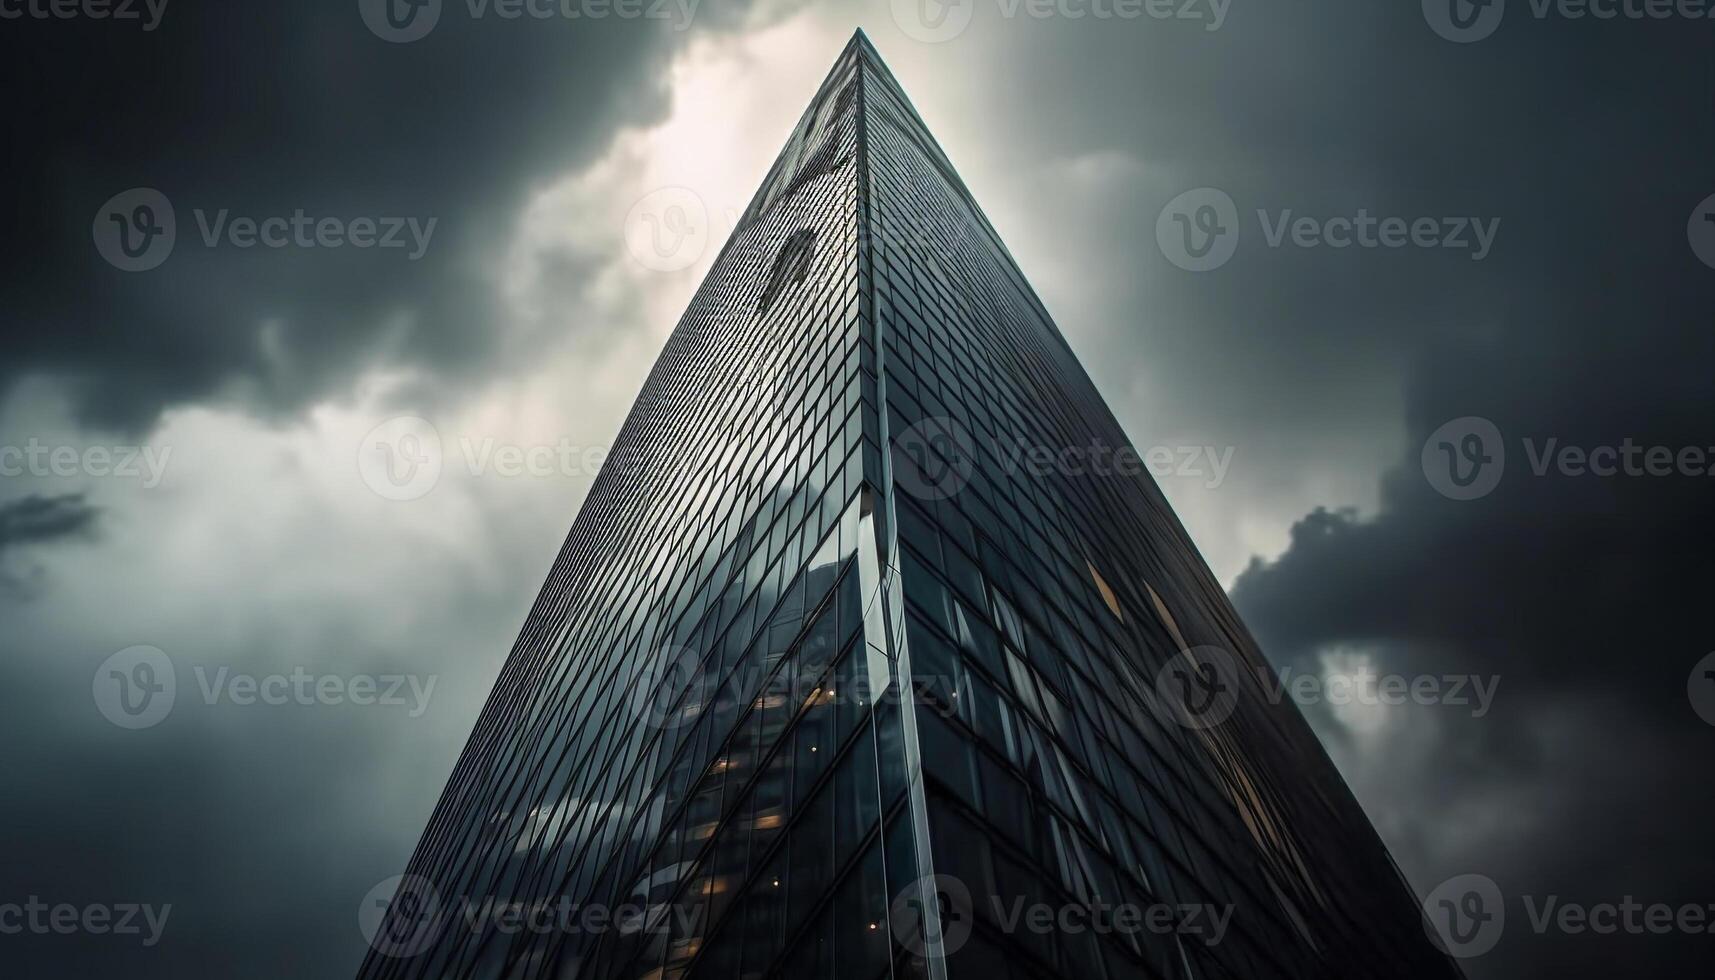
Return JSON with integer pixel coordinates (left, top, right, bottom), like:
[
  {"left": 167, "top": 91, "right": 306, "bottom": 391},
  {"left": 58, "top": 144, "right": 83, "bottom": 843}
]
[{"left": 356, "top": 32, "right": 1461, "bottom": 980}]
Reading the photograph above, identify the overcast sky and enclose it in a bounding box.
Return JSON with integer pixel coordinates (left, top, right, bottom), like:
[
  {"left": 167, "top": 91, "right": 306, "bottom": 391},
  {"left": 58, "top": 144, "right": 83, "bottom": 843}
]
[{"left": 1, "top": 1, "right": 1710, "bottom": 977}]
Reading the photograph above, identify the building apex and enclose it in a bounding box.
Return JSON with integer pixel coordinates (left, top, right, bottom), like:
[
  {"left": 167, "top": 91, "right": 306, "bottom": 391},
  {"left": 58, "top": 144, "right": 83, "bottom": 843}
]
[{"left": 846, "top": 27, "right": 880, "bottom": 57}]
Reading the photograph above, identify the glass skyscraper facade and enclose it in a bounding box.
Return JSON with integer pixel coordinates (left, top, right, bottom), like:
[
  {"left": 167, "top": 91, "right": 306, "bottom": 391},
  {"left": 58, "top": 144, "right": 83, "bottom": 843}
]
[{"left": 356, "top": 32, "right": 1460, "bottom": 980}]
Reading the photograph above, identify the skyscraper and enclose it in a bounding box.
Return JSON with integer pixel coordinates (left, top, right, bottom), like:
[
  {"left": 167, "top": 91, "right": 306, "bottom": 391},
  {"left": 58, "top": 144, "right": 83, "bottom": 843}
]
[{"left": 357, "top": 31, "right": 1460, "bottom": 980}]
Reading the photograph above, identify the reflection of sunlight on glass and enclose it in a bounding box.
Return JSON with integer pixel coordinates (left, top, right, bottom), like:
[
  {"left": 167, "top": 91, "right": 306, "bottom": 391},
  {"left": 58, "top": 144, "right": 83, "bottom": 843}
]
[{"left": 1318, "top": 645, "right": 1390, "bottom": 736}]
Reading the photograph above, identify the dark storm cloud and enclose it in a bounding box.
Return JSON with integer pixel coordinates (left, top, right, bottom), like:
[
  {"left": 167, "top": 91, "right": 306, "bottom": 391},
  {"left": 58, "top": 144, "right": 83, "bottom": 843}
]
[
  {"left": 0, "top": 1, "right": 757, "bottom": 432},
  {"left": 0, "top": 493, "right": 99, "bottom": 554},
  {"left": 1138, "top": 8, "right": 1715, "bottom": 979},
  {"left": 0, "top": 492, "right": 98, "bottom": 595},
  {"left": 1231, "top": 326, "right": 1715, "bottom": 977},
  {"left": 971, "top": 3, "right": 1712, "bottom": 459}
]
